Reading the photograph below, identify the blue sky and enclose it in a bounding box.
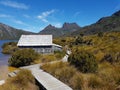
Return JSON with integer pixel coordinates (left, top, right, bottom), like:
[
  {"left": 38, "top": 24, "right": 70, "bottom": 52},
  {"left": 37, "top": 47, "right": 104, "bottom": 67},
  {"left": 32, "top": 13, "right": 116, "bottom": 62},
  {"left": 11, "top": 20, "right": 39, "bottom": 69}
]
[{"left": 0, "top": 0, "right": 120, "bottom": 32}]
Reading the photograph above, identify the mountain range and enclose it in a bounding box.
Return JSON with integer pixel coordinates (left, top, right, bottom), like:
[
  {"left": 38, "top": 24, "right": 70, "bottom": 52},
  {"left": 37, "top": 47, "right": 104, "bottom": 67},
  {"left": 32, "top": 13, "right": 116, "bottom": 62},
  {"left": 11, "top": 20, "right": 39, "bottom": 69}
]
[
  {"left": 0, "top": 10, "right": 120, "bottom": 40},
  {"left": 39, "top": 23, "right": 80, "bottom": 37},
  {"left": 0, "top": 23, "right": 33, "bottom": 40},
  {"left": 70, "top": 10, "right": 120, "bottom": 36}
]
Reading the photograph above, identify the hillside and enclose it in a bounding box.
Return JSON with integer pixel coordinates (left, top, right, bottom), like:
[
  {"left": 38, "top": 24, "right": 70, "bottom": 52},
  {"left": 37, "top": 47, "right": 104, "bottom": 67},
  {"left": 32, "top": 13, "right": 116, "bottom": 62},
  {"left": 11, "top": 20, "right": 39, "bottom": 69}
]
[
  {"left": 0, "top": 23, "right": 34, "bottom": 40},
  {"left": 49, "top": 31, "right": 120, "bottom": 90},
  {"left": 70, "top": 10, "right": 120, "bottom": 36},
  {"left": 39, "top": 22, "right": 80, "bottom": 37}
]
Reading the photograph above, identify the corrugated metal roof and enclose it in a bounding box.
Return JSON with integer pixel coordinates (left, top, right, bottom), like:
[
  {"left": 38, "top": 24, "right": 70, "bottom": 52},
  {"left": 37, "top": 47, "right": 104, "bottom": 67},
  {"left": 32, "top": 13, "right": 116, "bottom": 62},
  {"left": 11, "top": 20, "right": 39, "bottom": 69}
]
[
  {"left": 53, "top": 43, "right": 62, "bottom": 48},
  {"left": 17, "top": 35, "right": 52, "bottom": 46}
]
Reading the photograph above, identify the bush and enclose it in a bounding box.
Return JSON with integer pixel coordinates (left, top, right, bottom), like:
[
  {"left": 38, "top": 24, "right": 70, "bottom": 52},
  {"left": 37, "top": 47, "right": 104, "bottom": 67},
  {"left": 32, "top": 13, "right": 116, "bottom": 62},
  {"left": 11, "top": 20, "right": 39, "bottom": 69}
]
[
  {"left": 75, "top": 36, "right": 84, "bottom": 45},
  {"left": 68, "top": 50, "right": 98, "bottom": 73},
  {"left": 2, "top": 42, "right": 18, "bottom": 54},
  {"left": 54, "top": 50, "right": 66, "bottom": 60},
  {"left": 101, "top": 52, "right": 120, "bottom": 63},
  {"left": 97, "top": 32, "right": 103, "bottom": 37},
  {"left": 9, "top": 49, "right": 39, "bottom": 67}
]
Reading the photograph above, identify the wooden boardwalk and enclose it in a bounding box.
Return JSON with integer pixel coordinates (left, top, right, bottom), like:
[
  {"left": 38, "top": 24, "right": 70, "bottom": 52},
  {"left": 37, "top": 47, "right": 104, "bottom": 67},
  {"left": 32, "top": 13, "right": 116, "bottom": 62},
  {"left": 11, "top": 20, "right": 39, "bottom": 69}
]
[{"left": 8, "top": 64, "right": 72, "bottom": 90}]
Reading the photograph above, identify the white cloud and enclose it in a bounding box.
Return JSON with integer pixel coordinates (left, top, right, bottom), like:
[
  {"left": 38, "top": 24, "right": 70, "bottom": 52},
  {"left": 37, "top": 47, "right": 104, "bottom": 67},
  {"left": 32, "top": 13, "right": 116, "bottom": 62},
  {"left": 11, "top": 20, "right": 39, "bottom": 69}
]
[
  {"left": 37, "top": 9, "right": 55, "bottom": 23},
  {"left": 13, "top": 19, "right": 28, "bottom": 26},
  {"left": 54, "top": 23, "right": 62, "bottom": 28},
  {"left": 0, "top": 1, "right": 29, "bottom": 10},
  {"left": 0, "top": 14, "right": 11, "bottom": 18},
  {"left": 74, "top": 12, "right": 80, "bottom": 17},
  {"left": 23, "top": 14, "right": 30, "bottom": 18},
  {"left": 24, "top": 26, "right": 42, "bottom": 32}
]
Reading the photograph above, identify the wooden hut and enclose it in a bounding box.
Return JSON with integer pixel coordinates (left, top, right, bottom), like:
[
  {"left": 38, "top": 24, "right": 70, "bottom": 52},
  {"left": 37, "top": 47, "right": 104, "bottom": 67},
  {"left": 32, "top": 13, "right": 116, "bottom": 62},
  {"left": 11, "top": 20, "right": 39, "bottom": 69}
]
[{"left": 17, "top": 35, "right": 62, "bottom": 54}]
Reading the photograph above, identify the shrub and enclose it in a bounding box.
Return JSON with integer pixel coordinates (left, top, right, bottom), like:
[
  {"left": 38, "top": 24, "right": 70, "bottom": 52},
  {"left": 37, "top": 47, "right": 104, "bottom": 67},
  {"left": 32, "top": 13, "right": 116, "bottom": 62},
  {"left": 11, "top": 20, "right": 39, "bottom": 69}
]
[
  {"left": 9, "top": 49, "right": 39, "bottom": 67},
  {"left": 68, "top": 50, "right": 98, "bottom": 73},
  {"left": 75, "top": 36, "right": 84, "bottom": 45},
  {"left": 2, "top": 42, "right": 17, "bottom": 49},
  {"left": 2, "top": 42, "right": 18, "bottom": 54},
  {"left": 101, "top": 53, "right": 113, "bottom": 63},
  {"left": 97, "top": 32, "right": 103, "bottom": 37},
  {"left": 101, "top": 52, "right": 120, "bottom": 63},
  {"left": 54, "top": 50, "right": 66, "bottom": 60}
]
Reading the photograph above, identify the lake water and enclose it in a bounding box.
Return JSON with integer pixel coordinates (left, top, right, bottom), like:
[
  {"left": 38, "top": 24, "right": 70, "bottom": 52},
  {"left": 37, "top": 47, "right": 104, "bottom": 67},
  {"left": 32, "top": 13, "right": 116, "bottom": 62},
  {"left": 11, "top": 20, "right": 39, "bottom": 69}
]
[{"left": 0, "top": 40, "right": 14, "bottom": 66}]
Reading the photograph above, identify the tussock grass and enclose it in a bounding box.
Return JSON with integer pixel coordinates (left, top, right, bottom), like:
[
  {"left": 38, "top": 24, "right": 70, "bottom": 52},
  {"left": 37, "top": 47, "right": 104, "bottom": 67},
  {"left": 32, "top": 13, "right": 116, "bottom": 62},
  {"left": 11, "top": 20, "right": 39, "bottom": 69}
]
[
  {"left": 34, "top": 50, "right": 65, "bottom": 64},
  {"left": 0, "top": 69, "right": 38, "bottom": 90},
  {"left": 69, "top": 72, "right": 84, "bottom": 90},
  {"left": 41, "top": 62, "right": 84, "bottom": 89},
  {"left": 41, "top": 54, "right": 120, "bottom": 89}
]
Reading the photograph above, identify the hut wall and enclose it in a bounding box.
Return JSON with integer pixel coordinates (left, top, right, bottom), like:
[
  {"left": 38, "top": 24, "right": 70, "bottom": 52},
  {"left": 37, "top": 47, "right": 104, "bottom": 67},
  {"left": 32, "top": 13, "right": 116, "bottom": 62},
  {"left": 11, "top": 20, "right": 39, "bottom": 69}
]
[
  {"left": 19, "top": 46, "right": 53, "bottom": 54},
  {"left": 52, "top": 46, "right": 62, "bottom": 52}
]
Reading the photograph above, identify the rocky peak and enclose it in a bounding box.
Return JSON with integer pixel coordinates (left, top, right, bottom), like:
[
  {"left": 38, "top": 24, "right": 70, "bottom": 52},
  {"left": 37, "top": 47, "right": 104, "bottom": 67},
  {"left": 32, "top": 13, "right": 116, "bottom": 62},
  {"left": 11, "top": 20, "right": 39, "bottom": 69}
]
[
  {"left": 62, "top": 22, "right": 80, "bottom": 30},
  {"left": 44, "top": 24, "right": 57, "bottom": 30},
  {"left": 113, "top": 10, "right": 120, "bottom": 16}
]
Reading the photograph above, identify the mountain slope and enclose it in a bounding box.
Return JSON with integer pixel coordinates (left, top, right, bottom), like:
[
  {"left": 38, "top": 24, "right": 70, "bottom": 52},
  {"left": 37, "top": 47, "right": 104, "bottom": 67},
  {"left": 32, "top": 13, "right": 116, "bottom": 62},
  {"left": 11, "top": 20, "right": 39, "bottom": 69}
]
[
  {"left": 71, "top": 10, "right": 120, "bottom": 36},
  {"left": 39, "top": 23, "right": 80, "bottom": 37},
  {"left": 39, "top": 24, "right": 62, "bottom": 37},
  {"left": 0, "top": 23, "right": 34, "bottom": 40}
]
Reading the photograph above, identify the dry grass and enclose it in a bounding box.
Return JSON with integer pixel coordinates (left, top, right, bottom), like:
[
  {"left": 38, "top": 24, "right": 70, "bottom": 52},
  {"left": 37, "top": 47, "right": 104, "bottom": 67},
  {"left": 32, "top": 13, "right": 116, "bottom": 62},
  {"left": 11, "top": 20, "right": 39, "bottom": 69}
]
[
  {"left": 34, "top": 53, "right": 64, "bottom": 64},
  {"left": 41, "top": 62, "right": 84, "bottom": 89},
  {"left": 0, "top": 69, "right": 38, "bottom": 90},
  {"left": 41, "top": 61, "right": 120, "bottom": 90},
  {"left": 8, "top": 66, "right": 19, "bottom": 72}
]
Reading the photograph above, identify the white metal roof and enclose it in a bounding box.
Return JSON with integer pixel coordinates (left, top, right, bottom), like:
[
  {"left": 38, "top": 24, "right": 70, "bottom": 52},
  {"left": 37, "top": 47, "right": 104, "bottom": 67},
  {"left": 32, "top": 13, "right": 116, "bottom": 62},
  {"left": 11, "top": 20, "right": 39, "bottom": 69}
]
[
  {"left": 17, "top": 35, "right": 53, "bottom": 46},
  {"left": 52, "top": 43, "right": 62, "bottom": 48}
]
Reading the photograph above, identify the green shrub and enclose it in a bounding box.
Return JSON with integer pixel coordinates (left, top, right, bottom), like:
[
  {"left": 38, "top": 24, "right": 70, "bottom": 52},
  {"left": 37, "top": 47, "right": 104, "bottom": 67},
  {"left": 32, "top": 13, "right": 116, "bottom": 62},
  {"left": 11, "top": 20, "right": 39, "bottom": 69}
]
[
  {"left": 2, "top": 42, "right": 17, "bottom": 49},
  {"left": 2, "top": 42, "right": 18, "bottom": 54},
  {"left": 75, "top": 36, "right": 84, "bottom": 45},
  {"left": 9, "top": 49, "right": 39, "bottom": 67},
  {"left": 68, "top": 50, "right": 98, "bottom": 73},
  {"left": 101, "top": 52, "right": 120, "bottom": 64},
  {"left": 54, "top": 50, "right": 66, "bottom": 59},
  {"left": 97, "top": 32, "right": 103, "bottom": 37}
]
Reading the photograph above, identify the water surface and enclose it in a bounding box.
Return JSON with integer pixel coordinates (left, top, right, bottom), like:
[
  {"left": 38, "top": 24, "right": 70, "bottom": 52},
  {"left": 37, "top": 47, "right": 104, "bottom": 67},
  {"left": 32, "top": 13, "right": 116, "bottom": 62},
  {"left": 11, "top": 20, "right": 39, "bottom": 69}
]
[{"left": 0, "top": 40, "right": 13, "bottom": 66}]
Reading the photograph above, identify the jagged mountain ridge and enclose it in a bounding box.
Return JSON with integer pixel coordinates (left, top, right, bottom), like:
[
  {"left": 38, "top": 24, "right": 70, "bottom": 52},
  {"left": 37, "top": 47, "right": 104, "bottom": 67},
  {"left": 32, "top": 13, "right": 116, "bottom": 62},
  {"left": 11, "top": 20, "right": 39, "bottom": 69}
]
[
  {"left": 70, "top": 10, "right": 120, "bottom": 36},
  {"left": 0, "top": 23, "right": 34, "bottom": 40},
  {"left": 39, "top": 23, "right": 81, "bottom": 37},
  {"left": 1, "top": 10, "right": 120, "bottom": 39}
]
